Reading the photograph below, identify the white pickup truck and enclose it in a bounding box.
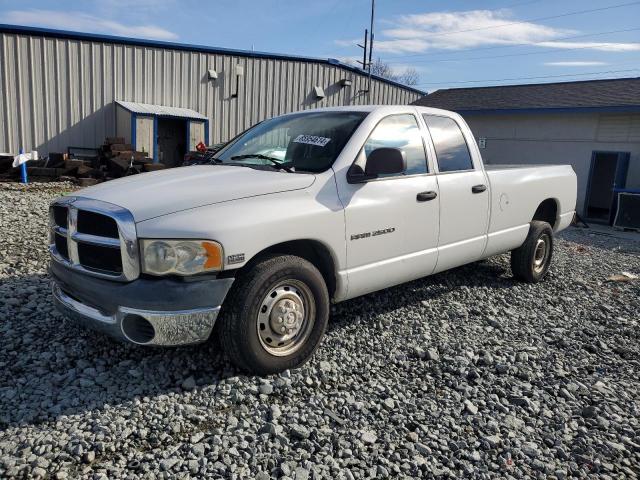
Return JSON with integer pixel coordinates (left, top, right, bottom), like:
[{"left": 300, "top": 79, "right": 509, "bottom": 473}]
[{"left": 50, "top": 106, "right": 577, "bottom": 374}]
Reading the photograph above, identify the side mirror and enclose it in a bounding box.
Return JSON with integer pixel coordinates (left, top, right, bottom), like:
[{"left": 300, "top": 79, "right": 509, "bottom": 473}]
[
  {"left": 347, "top": 148, "right": 406, "bottom": 184},
  {"left": 365, "top": 148, "right": 406, "bottom": 176}
]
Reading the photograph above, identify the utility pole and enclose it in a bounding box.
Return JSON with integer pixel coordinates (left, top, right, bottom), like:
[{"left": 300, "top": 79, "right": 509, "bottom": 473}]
[
  {"left": 356, "top": 29, "right": 368, "bottom": 70},
  {"left": 367, "top": 0, "right": 375, "bottom": 102},
  {"left": 356, "top": 1, "right": 376, "bottom": 100}
]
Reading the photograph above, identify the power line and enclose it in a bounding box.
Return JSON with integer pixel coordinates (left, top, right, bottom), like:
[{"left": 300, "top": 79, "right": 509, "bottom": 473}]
[
  {"left": 414, "top": 67, "right": 640, "bottom": 86},
  {"left": 384, "top": 26, "right": 640, "bottom": 62},
  {"left": 391, "top": 1, "right": 640, "bottom": 40}
]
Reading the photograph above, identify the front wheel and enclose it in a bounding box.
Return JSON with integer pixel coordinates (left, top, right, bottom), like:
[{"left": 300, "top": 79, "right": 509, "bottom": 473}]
[
  {"left": 218, "top": 255, "right": 329, "bottom": 375},
  {"left": 510, "top": 221, "right": 554, "bottom": 283}
]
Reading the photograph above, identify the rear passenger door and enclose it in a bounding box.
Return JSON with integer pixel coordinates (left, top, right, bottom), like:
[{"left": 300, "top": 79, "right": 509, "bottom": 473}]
[{"left": 422, "top": 114, "right": 490, "bottom": 273}]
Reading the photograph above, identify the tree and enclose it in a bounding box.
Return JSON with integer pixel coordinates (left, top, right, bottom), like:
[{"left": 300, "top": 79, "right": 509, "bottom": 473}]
[
  {"left": 369, "top": 58, "right": 420, "bottom": 86},
  {"left": 342, "top": 57, "right": 420, "bottom": 86}
]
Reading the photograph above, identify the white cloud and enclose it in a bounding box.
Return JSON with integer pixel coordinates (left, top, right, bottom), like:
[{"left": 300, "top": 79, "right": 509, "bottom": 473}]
[
  {"left": 544, "top": 61, "right": 608, "bottom": 67},
  {"left": 371, "top": 39, "right": 432, "bottom": 54},
  {"left": 537, "top": 41, "right": 640, "bottom": 52},
  {"left": 375, "top": 10, "right": 566, "bottom": 53},
  {"left": 2, "top": 9, "right": 178, "bottom": 40},
  {"left": 341, "top": 9, "right": 640, "bottom": 55}
]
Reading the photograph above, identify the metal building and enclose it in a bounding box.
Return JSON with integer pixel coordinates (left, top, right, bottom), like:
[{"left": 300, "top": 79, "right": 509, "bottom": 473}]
[{"left": 0, "top": 24, "right": 424, "bottom": 161}]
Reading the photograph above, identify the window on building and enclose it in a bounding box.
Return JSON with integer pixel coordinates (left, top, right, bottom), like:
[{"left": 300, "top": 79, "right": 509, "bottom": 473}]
[{"left": 423, "top": 115, "right": 474, "bottom": 172}]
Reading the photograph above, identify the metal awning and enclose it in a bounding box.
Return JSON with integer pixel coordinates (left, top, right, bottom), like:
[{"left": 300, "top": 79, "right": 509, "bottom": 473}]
[{"left": 115, "top": 101, "right": 207, "bottom": 120}]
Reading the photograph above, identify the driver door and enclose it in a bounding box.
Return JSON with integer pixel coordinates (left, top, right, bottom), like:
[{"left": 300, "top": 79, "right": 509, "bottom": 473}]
[{"left": 337, "top": 113, "right": 440, "bottom": 299}]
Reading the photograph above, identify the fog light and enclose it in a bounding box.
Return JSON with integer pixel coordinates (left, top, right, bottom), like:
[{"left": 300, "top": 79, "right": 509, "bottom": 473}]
[{"left": 122, "top": 315, "right": 155, "bottom": 344}]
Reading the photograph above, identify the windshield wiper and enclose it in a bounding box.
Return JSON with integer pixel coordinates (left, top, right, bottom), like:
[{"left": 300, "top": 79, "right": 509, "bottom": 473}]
[{"left": 230, "top": 154, "right": 294, "bottom": 172}]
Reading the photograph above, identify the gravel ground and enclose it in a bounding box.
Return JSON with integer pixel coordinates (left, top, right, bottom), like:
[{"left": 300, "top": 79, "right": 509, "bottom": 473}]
[{"left": 1, "top": 181, "right": 639, "bottom": 479}]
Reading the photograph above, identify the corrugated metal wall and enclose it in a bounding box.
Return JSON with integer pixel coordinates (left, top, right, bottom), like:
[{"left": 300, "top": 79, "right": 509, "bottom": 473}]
[{"left": 0, "top": 31, "right": 422, "bottom": 155}]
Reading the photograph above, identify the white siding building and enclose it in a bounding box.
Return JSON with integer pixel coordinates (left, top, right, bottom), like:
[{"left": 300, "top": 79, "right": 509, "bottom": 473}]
[{"left": 415, "top": 77, "right": 640, "bottom": 222}]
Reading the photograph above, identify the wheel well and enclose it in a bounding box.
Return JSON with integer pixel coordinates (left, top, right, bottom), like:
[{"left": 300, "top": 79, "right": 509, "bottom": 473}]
[
  {"left": 242, "top": 240, "right": 337, "bottom": 299},
  {"left": 532, "top": 198, "right": 558, "bottom": 229}
]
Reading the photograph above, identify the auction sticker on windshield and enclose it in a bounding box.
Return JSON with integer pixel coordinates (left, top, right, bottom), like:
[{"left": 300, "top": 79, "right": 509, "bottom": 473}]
[{"left": 293, "top": 135, "right": 331, "bottom": 147}]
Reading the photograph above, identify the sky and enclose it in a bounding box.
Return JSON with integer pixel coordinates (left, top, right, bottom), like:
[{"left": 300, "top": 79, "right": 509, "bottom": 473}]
[{"left": 1, "top": 0, "right": 639, "bottom": 92}]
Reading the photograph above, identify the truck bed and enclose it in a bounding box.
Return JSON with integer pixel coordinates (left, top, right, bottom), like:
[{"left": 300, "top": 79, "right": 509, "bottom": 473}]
[{"left": 485, "top": 163, "right": 576, "bottom": 236}]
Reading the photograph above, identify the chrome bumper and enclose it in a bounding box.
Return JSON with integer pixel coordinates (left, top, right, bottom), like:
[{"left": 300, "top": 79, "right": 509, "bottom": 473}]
[{"left": 52, "top": 283, "right": 220, "bottom": 346}]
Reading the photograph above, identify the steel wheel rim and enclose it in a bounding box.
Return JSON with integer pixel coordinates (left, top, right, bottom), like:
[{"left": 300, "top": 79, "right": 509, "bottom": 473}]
[
  {"left": 256, "top": 280, "right": 315, "bottom": 356},
  {"left": 533, "top": 235, "right": 549, "bottom": 273}
]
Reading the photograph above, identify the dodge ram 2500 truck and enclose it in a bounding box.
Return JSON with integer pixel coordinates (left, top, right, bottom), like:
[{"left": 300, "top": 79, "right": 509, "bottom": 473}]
[{"left": 50, "top": 106, "right": 577, "bottom": 374}]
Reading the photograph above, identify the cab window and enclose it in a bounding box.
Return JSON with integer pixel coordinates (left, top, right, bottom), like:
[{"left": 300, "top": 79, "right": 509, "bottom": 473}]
[
  {"left": 355, "top": 114, "right": 428, "bottom": 178},
  {"left": 423, "top": 115, "right": 474, "bottom": 172}
]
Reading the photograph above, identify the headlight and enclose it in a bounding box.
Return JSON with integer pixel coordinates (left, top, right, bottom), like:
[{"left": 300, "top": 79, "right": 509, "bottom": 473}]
[{"left": 140, "top": 239, "right": 223, "bottom": 276}]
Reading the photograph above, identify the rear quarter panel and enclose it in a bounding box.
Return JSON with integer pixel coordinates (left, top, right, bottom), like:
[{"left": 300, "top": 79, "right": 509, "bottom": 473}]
[{"left": 483, "top": 165, "right": 577, "bottom": 257}]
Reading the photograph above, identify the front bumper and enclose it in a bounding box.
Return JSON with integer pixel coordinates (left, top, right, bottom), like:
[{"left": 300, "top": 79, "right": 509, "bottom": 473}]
[{"left": 50, "top": 261, "right": 234, "bottom": 346}]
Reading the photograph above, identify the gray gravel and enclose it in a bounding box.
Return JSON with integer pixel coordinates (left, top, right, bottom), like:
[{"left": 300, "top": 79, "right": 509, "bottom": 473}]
[{"left": 1, "top": 181, "right": 639, "bottom": 479}]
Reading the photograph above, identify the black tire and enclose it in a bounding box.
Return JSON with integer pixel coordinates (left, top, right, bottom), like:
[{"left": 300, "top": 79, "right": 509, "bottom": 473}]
[
  {"left": 218, "top": 254, "right": 329, "bottom": 375},
  {"left": 510, "top": 221, "right": 554, "bottom": 283}
]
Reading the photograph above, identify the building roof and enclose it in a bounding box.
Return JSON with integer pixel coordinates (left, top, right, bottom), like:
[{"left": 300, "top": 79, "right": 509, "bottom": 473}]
[
  {"left": 0, "top": 23, "right": 425, "bottom": 96},
  {"left": 116, "top": 101, "right": 208, "bottom": 120},
  {"left": 413, "top": 77, "right": 640, "bottom": 113}
]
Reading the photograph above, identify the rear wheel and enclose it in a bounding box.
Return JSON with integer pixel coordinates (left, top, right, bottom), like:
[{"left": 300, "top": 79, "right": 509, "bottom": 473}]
[
  {"left": 510, "top": 221, "right": 554, "bottom": 283},
  {"left": 218, "top": 254, "right": 329, "bottom": 375}
]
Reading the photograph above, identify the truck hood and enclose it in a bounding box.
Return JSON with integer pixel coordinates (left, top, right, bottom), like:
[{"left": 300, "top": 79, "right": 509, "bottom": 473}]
[{"left": 77, "top": 165, "right": 316, "bottom": 222}]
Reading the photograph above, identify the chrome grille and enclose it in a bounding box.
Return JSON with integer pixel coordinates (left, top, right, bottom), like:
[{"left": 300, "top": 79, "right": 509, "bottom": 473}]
[
  {"left": 52, "top": 205, "right": 68, "bottom": 229},
  {"left": 49, "top": 197, "right": 140, "bottom": 281},
  {"left": 77, "top": 210, "right": 120, "bottom": 238}
]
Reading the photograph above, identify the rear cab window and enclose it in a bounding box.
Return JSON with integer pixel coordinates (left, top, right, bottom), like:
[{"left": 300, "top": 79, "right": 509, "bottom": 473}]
[{"left": 423, "top": 115, "right": 474, "bottom": 173}]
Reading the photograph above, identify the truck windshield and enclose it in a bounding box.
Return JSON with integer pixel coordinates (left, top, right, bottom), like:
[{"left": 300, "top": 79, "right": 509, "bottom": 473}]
[{"left": 214, "top": 111, "right": 368, "bottom": 173}]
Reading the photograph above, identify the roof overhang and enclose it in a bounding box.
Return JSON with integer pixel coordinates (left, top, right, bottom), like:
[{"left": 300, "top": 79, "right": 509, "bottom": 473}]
[
  {"left": 454, "top": 105, "right": 640, "bottom": 115},
  {"left": 115, "top": 101, "right": 207, "bottom": 120}
]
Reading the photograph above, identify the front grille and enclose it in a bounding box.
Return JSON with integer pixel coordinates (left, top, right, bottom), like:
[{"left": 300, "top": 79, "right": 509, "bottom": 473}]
[
  {"left": 49, "top": 198, "right": 139, "bottom": 281},
  {"left": 52, "top": 205, "right": 68, "bottom": 228},
  {"left": 54, "top": 232, "right": 69, "bottom": 260},
  {"left": 78, "top": 243, "right": 123, "bottom": 273},
  {"left": 77, "top": 210, "right": 119, "bottom": 238}
]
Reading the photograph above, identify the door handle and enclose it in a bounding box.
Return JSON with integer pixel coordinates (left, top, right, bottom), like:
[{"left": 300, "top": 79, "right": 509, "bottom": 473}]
[
  {"left": 472, "top": 184, "right": 487, "bottom": 194},
  {"left": 416, "top": 191, "right": 437, "bottom": 202}
]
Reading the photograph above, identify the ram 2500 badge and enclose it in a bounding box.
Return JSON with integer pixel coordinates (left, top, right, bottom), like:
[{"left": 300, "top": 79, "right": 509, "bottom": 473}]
[{"left": 49, "top": 106, "right": 577, "bottom": 374}]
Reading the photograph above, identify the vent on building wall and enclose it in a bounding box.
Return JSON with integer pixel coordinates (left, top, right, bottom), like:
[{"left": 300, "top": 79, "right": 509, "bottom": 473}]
[{"left": 314, "top": 86, "right": 325, "bottom": 99}]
